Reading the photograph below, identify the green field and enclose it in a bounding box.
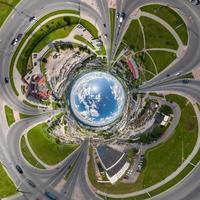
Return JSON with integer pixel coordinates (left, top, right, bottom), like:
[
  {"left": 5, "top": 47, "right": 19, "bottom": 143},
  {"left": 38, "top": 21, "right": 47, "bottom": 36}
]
[
  {"left": 141, "top": 4, "right": 188, "bottom": 45},
  {"left": 148, "top": 50, "right": 177, "bottom": 73},
  {"left": 80, "top": 18, "right": 98, "bottom": 39},
  {"left": 0, "top": 163, "right": 16, "bottom": 198},
  {"left": 88, "top": 95, "right": 198, "bottom": 194},
  {"left": 123, "top": 20, "right": 144, "bottom": 52},
  {"left": 33, "top": 25, "right": 76, "bottom": 52},
  {"left": 27, "top": 123, "right": 79, "bottom": 165},
  {"left": 134, "top": 52, "right": 155, "bottom": 81},
  {"left": 22, "top": 100, "right": 38, "bottom": 108},
  {"left": 110, "top": 8, "right": 116, "bottom": 52},
  {"left": 140, "top": 16, "right": 178, "bottom": 50},
  {"left": 19, "top": 113, "right": 37, "bottom": 119},
  {"left": 4, "top": 105, "right": 15, "bottom": 126},
  {"left": 74, "top": 35, "right": 95, "bottom": 50},
  {"left": 20, "top": 136, "right": 45, "bottom": 169},
  {"left": 0, "top": 0, "right": 20, "bottom": 27}
]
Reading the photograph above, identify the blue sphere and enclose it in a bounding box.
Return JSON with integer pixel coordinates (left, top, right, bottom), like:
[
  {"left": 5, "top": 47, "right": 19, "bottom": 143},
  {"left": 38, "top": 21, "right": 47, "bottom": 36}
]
[{"left": 69, "top": 72, "right": 126, "bottom": 127}]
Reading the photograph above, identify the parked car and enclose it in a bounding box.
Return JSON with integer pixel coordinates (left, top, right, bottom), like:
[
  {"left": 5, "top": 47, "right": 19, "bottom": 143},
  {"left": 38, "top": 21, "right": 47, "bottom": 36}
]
[{"left": 15, "top": 165, "right": 23, "bottom": 174}]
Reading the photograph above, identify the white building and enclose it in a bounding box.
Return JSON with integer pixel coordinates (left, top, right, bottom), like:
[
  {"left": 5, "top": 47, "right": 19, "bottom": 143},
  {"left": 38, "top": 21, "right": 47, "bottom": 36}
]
[{"left": 96, "top": 144, "right": 129, "bottom": 184}]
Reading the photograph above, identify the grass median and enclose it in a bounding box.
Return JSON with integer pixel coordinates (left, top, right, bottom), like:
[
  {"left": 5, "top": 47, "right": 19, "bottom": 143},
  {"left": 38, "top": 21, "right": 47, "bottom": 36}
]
[
  {"left": 0, "top": 0, "right": 21, "bottom": 27},
  {"left": 141, "top": 4, "right": 188, "bottom": 45},
  {"left": 4, "top": 105, "right": 15, "bottom": 126},
  {"left": 0, "top": 163, "right": 16, "bottom": 198},
  {"left": 20, "top": 136, "right": 45, "bottom": 169},
  {"left": 27, "top": 123, "right": 79, "bottom": 165}
]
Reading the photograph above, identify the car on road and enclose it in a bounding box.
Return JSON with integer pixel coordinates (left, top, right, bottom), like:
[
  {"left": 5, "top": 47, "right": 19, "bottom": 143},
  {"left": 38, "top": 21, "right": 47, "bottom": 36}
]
[
  {"left": 190, "top": 0, "right": 200, "bottom": 5},
  {"left": 117, "top": 12, "right": 126, "bottom": 23},
  {"left": 15, "top": 165, "right": 23, "bottom": 174},
  {"left": 29, "top": 16, "right": 37, "bottom": 23},
  {"left": 11, "top": 38, "right": 18, "bottom": 46},
  {"left": 4, "top": 77, "right": 9, "bottom": 83},
  {"left": 11, "top": 34, "right": 23, "bottom": 46},
  {"left": 27, "top": 179, "right": 36, "bottom": 188},
  {"left": 44, "top": 191, "right": 57, "bottom": 200},
  {"left": 182, "top": 79, "right": 190, "bottom": 84},
  {"left": 176, "top": 72, "right": 182, "bottom": 76}
]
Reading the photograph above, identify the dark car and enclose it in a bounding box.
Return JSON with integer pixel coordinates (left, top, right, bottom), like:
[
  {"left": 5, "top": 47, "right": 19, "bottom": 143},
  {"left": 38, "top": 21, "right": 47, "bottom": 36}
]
[
  {"left": 121, "top": 12, "right": 126, "bottom": 19},
  {"left": 191, "top": 0, "right": 200, "bottom": 5},
  {"left": 15, "top": 165, "right": 23, "bottom": 174},
  {"left": 5, "top": 77, "right": 9, "bottom": 83},
  {"left": 11, "top": 38, "right": 18, "bottom": 46},
  {"left": 16, "top": 34, "right": 23, "bottom": 40},
  {"left": 27, "top": 179, "right": 36, "bottom": 188},
  {"left": 44, "top": 191, "right": 57, "bottom": 200},
  {"left": 182, "top": 79, "right": 190, "bottom": 84}
]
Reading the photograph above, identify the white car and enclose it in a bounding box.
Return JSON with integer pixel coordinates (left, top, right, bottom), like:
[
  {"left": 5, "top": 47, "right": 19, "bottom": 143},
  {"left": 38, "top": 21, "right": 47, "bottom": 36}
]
[{"left": 29, "top": 16, "right": 37, "bottom": 23}]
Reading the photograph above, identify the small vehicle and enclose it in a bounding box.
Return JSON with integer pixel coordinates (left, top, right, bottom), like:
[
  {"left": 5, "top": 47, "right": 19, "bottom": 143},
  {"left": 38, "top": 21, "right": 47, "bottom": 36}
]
[
  {"left": 29, "top": 16, "right": 37, "bottom": 23},
  {"left": 103, "top": 23, "right": 106, "bottom": 28},
  {"left": 27, "top": 179, "right": 36, "bottom": 188},
  {"left": 15, "top": 165, "right": 23, "bottom": 174},
  {"left": 104, "top": 34, "right": 108, "bottom": 38},
  {"left": 182, "top": 79, "right": 190, "bottom": 84},
  {"left": 190, "top": 0, "right": 200, "bottom": 5},
  {"left": 44, "top": 191, "right": 57, "bottom": 200},
  {"left": 176, "top": 72, "right": 181, "bottom": 76},
  {"left": 11, "top": 34, "right": 23, "bottom": 46},
  {"left": 11, "top": 38, "right": 18, "bottom": 46},
  {"left": 16, "top": 33, "right": 23, "bottom": 40},
  {"left": 166, "top": 74, "right": 170, "bottom": 77},
  {"left": 5, "top": 77, "right": 9, "bottom": 83},
  {"left": 119, "top": 12, "right": 126, "bottom": 23}
]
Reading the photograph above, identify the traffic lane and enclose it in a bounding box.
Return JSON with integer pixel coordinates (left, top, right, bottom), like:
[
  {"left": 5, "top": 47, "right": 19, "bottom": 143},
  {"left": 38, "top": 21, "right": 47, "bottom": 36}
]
[
  {"left": 140, "top": 85, "right": 200, "bottom": 102},
  {"left": 153, "top": 164, "right": 200, "bottom": 200}
]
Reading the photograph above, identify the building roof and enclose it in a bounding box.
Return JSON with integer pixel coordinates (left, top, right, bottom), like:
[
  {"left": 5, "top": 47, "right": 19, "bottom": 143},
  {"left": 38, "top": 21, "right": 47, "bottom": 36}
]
[
  {"left": 106, "top": 154, "right": 127, "bottom": 177},
  {"left": 96, "top": 144, "right": 124, "bottom": 170},
  {"left": 154, "top": 113, "right": 164, "bottom": 124}
]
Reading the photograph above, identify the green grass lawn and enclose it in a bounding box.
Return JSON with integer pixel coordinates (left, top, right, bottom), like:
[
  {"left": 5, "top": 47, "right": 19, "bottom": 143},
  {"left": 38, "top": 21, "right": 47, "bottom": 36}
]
[
  {"left": 20, "top": 136, "right": 45, "bottom": 169},
  {"left": 27, "top": 123, "right": 79, "bottom": 165},
  {"left": 141, "top": 4, "right": 188, "bottom": 45},
  {"left": 88, "top": 95, "right": 198, "bottom": 194},
  {"left": 4, "top": 105, "right": 15, "bottom": 126},
  {"left": 22, "top": 100, "right": 38, "bottom": 108},
  {"left": 123, "top": 20, "right": 144, "bottom": 52},
  {"left": 110, "top": 8, "right": 116, "bottom": 52},
  {"left": 80, "top": 18, "right": 98, "bottom": 39},
  {"left": 140, "top": 16, "right": 178, "bottom": 50},
  {"left": 74, "top": 35, "right": 95, "bottom": 50},
  {"left": 148, "top": 50, "right": 177, "bottom": 73},
  {"left": 0, "top": 0, "right": 20, "bottom": 27},
  {"left": 33, "top": 25, "right": 76, "bottom": 52},
  {"left": 19, "top": 113, "right": 37, "bottom": 119},
  {"left": 0, "top": 163, "right": 16, "bottom": 198},
  {"left": 134, "top": 52, "right": 155, "bottom": 81}
]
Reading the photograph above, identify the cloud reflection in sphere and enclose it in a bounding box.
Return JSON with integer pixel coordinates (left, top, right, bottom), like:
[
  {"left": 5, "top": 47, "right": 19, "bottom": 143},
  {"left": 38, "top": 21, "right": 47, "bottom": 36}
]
[{"left": 69, "top": 72, "right": 126, "bottom": 127}]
